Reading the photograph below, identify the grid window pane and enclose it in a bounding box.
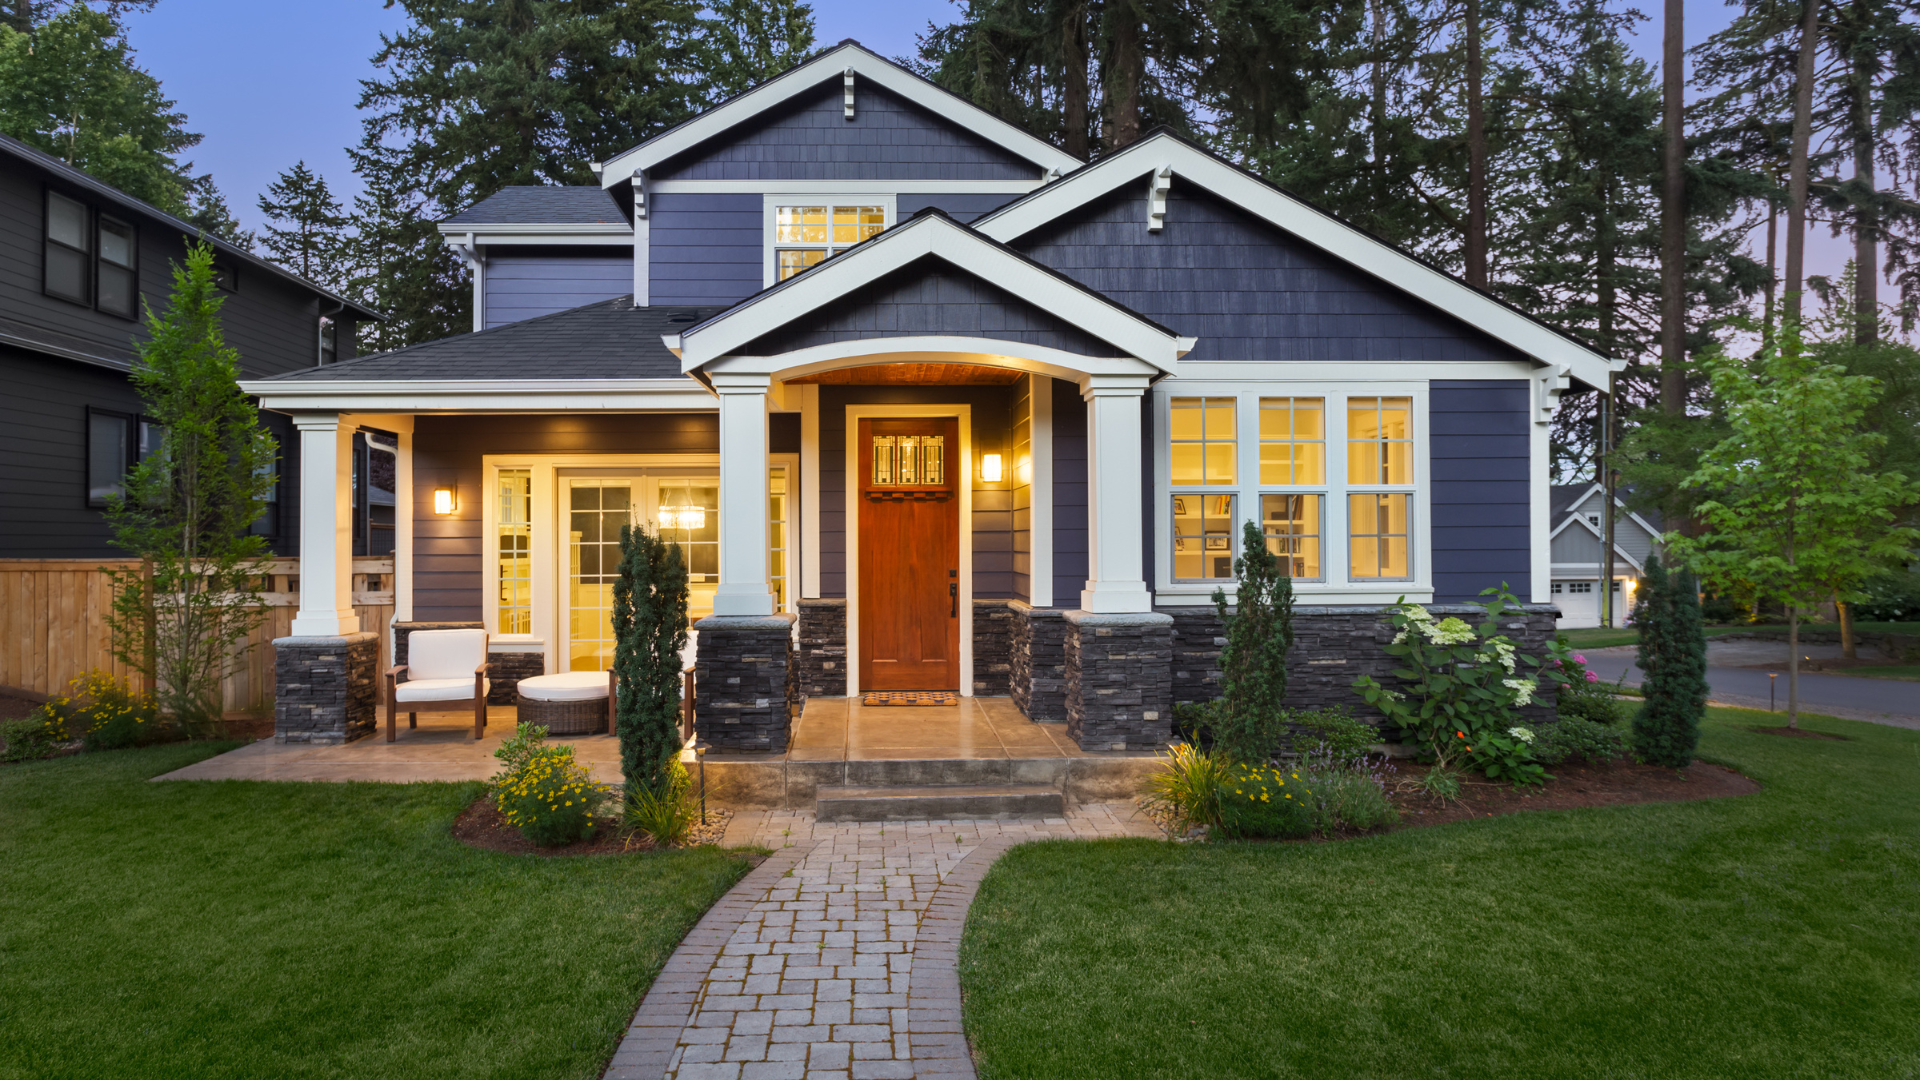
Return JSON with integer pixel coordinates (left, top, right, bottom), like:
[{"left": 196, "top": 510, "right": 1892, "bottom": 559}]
[
  {"left": 776, "top": 204, "right": 887, "bottom": 282},
  {"left": 1261, "top": 493, "right": 1321, "bottom": 579},
  {"left": 48, "top": 192, "right": 88, "bottom": 249},
  {"left": 568, "top": 482, "right": 632, "bottom": 671},
  {"left": 1171, "top": 493, "right": 1236, "bottom": 581},
  {"left": 1347, "top": 397, "right": 1414, "bottom": 485},
  {"left": 769, "top": 466, "right": 789, "bottom": 611},
  {"left": 777, "top": 248, "right": 826, "bottom": 281},
  {"left": 496, "top": 469, "right": 532, "bottom": 635},
  {"left": 1168, "top": 396, "right": 1236, "bottom": 486},
  {"left": 776, "top": 205, "right": 829, "bottom": 244},
  {"left": 832, "top": 205, "right": 885, "bottom": 245},
  {"left": 659, "top": 480, "right": 720, "bottom": 618},
  {"left": 98, "top": 217, "right": 134, "bottom": 268},
  {"left": 1348, "top": 492, "right": 1411, "bottom": 579},
  {"left": 88, "top": 412, "right": 130, "bottom": 506},
  {"left": 1259, "top": 397, "right": 1325, "bottom": 484}
]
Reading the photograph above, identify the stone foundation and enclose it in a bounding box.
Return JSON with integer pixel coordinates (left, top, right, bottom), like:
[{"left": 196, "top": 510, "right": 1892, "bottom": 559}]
[
  {"left": 273, "top": 632, "right": 378, "bottom": 744},
  {"left": 1063, "top": 610, "right": 1174, "bottom": 750},
  {"left": 395, "top": 620, "right": 543, "bottom": 704},
  {"left": 694, "top": 614, "right": 798, "bottom": 753},
  {"left": 971, "top": 599, "right": 1016, "bottom": 697},
  {"left": 796, "top": 599, "right": 847, "bottom": 699},
  {"left": 1009, "top": 602, "right": 1068, "bottom": 721}
]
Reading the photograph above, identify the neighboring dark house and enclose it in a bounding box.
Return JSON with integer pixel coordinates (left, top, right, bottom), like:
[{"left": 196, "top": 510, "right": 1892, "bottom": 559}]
[{"left": 0, "top": 133, "right": 384, "bottom": 559}]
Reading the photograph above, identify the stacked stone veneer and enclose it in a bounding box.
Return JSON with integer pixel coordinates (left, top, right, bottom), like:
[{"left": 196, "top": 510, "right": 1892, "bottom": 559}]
[
  {"left": 394, "top": 621, "right": 543, "bottom": 705},
  {"left": 273, "top": 633, "right": 378, "bottom": 744},
  {"left": 694, "top": 614, "right": 798, "bottom": 752},
  {"left": 795, "top": 599, "right": 847, "bottom": 699},
  {"left": 1063, "top": 611, "right": 1174, "bottom": 750},
  {"left": 1009, "top": 602, "right": 1068, "bottom": 721},
  {"left": 972, "top": 599, "right": 1016, "bottom": 697}
]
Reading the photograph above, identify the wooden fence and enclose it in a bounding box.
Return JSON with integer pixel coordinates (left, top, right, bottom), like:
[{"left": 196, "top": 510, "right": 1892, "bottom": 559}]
[{"left": 0, "top": 557, "right": 393, "bottom": 715}]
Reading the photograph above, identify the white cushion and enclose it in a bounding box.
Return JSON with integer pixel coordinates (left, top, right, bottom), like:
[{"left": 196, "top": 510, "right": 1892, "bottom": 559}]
[
  {"left": 517, "top": 670, "right": 612, "bottom": 702},
  {"left": 395, "top": 677, "right": 490, "bottom": 703},
  {"left": 408, "top": 629, "right": 487, "bottom": 681}
]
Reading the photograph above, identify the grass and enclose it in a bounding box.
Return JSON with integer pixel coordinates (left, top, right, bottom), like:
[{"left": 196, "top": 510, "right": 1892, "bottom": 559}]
[
  {"left": 959, "top": 708, "right": 1920, "bottom": 1079},
  {"left": 1835, "top": 664, "right": 1920, "bottom": 681},
  {"left": 0, "top": 743, "right": 751, "bottom": 1080}
]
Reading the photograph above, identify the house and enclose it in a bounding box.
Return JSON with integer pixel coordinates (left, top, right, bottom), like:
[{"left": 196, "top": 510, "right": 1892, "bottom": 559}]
[
  {"left": 241, "top": 41, "right": 1619, "bottom": 750},
  {"left": 1548, "top": 483, "right": 1664, "bottom": 629},
  {"left": 0, "top": 132, "right": 385, "bottom": 562}
]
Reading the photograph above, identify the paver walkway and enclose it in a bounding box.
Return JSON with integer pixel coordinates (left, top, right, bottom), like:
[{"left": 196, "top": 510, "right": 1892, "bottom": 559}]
[{"left": 606, "top": 805, "right": 1158, "bottom": 1080}]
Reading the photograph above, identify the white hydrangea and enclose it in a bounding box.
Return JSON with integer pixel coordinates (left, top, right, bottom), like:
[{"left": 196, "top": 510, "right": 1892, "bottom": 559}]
[
  {"left": 1429, "top": 617, "right": 1476, "bottom": 645},
  {"left": 1390, "top": 604, "right": 1435, "bottom": 644},
  {"left": 1507, "top": 725, "right": 1536, "bottom": 744},
  {"left": 1487, "top": 639, "right": 1518, "bottom": 674},
  {"left": 1503, "top": 678, "right": 1536, "bottom": 707}
]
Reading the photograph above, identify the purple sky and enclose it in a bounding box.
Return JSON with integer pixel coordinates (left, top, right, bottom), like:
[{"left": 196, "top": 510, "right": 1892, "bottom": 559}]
[{"left": 117, "top": 0, "right": 1866, "bottom": 298}]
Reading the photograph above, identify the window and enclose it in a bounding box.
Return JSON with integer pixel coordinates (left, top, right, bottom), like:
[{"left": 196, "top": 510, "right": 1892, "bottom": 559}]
[
  {"left": 496, "top": 469, "right": 532, "bottom": 634},
  {"left": 1568, "top": 581, "right": 1593, "bottom": 594},
  {"left": 1262, "top": 494, "right": 1321, "bottom": 580},
  {"left": 1169, "top": 397, "right": 1236, "bottom": 486},
  {"left": 96, "top": 215, "right": 137, "bottom": 318},
  {"left": 211, "top": 262, "right": 237, "bottom": 292},
  {"left": 1345, "top": 396, "right": 1414, "bottom": 581},
  {"left": 1551, "top": 582, "right": 1564, "bottom": 595},
  {"left": 769, "top": 465, "right": 790, "bottom": 610},
  {"left": 1172, "top": 493, "right": 1236, "bottom": 581},
  {"left": 319, "top": 316, "right": 337, "bottom": 365},
  {"left": 250, "top": 458, "right": 279, "bottom": 539},
  {"left": 1260, "top": 397, "right": 1324, "bottom": 484},
  {"left": 1349, "top": 493, "right": 1411, "bottom": 580},
  {"left": 87, "top": 409, "right": 135, "bottom": 507},
  {"left": 45, "top": 191, "right": 90, "bottom": 305},
  {"left": 1347, "top": 397, "right": 1413, "bottom": 484},
  {"left": 773, "top": 204, "right": 885, "bottom": 281}
]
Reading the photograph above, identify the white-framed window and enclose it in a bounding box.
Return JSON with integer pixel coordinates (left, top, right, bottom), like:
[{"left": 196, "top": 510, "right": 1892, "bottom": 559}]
[
  {"left": 763, "top": 196, "right": 894, "bottom": 286},
  {"left": 1168, "top": 396, "right": 1239, "bottom": 581},
  {"left": 1345, "top": 396, "right": 1414, "bottom": 581},
  {"left": 1258, "top": 396, "right": 1326, "bottom": 582}
]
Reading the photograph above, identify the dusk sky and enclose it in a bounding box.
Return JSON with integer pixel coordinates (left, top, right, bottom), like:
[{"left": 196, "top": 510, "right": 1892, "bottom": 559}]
[{"left": 117, "top": 0, "right": 1867, "bottom": 295}]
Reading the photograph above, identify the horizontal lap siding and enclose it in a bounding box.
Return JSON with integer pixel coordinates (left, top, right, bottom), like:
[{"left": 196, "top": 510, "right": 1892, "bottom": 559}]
[
  {"left": 654, "top": 83, "right": 1037, "bottom": 182},
  {"left": 1012, "top": 186, "right": 1529, "bottom": 364},
  {"left": 650, "top": 193, "right": 760, "bottom": 306},
  {"left": 484, "top": 253, "right": 632, "bottom": 328},
  {"left": 1429, "top": 381, "right": 1531, "bottom": 602},
  {"left": 412, "top": 414, "right": 720, "bottom": 622}
]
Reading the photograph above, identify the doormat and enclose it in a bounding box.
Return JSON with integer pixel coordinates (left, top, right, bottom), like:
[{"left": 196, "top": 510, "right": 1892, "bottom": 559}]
[{"left": 860, "top": 691, "right": 958, "bottom": 707}]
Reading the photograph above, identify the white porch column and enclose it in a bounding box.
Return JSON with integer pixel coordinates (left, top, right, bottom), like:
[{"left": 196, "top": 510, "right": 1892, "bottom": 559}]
[
  {"left": 290, "top": 413, "right": 360, "bottom": 636},
  {"left": 712, "top": 373, "right": 775, "bottom": 617},
  {"left": 1079, "top": 375, "right": 1153, "bottom": 614}
]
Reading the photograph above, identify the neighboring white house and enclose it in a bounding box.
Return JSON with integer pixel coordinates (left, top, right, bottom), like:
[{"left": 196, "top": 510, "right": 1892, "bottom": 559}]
[{"left": 1548, "top": 483, "right": 1663, "bottom": 628}]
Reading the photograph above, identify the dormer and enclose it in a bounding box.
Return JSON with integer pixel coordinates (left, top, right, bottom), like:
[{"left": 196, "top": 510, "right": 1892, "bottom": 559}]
[{"left": 437, "top": 186, "right": 635, "bottom": 331}]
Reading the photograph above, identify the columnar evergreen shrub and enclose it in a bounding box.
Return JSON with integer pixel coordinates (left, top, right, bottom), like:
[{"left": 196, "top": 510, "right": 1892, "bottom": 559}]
[
  {"left": 1630, "top": 555, "right": 1707, "bottom": 767},
  {"left": 612, "top": 522, "right": 690, "bottom": 801},
  {"left": 1208, "top": 519, "right": 1295, "bottom": 762}
]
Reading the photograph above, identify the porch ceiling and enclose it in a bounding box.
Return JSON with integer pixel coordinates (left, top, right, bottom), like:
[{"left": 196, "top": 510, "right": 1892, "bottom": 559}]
[{"left": 784, "top": 362, "right": 1023, "bottom": 386}]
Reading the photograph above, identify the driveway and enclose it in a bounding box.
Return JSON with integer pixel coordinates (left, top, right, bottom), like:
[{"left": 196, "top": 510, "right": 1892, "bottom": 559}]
[{"left": 1580, "top": 640, "right": 1920, "bottom": 729}]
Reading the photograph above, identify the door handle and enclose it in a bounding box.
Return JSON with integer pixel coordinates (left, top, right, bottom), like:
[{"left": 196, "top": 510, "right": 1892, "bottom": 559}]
[{"left": 949, "top": 581, "right": 958, "bottom": 617}]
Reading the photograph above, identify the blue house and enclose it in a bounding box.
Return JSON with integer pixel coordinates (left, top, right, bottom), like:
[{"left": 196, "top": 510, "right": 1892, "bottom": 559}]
[{"left": 243, "top": 42, "right": 1617, "bottom": 751}]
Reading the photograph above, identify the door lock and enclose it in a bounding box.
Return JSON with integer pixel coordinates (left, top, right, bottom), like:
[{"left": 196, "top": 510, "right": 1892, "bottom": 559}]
[{"left": 949, "top": 569, "right": 958, "bottom": 617}]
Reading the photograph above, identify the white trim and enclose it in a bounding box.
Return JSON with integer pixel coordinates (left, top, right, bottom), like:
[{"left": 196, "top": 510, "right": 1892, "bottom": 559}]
[
  {"left": 973, "top": 132, "right": 1621, "bottom": 392},
  {"left": 693, "top": 341, "right": 1165, "bottom": 387},
  {"left": 1551, "top": 484, "right": 1664, "bottom": 545},
  {"left": 760, "top": 194, "right": 898, "bottom": 289},
  {"left": 841, "top": 403, "right": 974, "bottom": 697},
  {"left": 633, "top": 203, "right": 651, "bottom": 305},
  {"left": 1154, "top": 360, "right": 1539, "bottom": 382},
  {"left": 289, "top": 414, "right": 360, "bottom": 637},
  {"left": 598, "top": 43, "right": 1079, "bottom": 187},
  {"left": 1029, "top": 375, "right": 1053, "bottom": 608},
  {"left": 242, "top": 379, "right": 713, "bottom": 415},
  {"left": 677, "top": 213, "right": 1187, "bottom": 375},
  {"left": 1530, "top": 371, "right": 1553, "bottom": 604},
  {"left": 800, "top": 383, "right": 822, "bottom": 599},
  {"left": 651, "top": 179, "right": 1043, "bottom": 195},
  {"left": 437, "top": 222, "right": 631, "bottom": 237}
]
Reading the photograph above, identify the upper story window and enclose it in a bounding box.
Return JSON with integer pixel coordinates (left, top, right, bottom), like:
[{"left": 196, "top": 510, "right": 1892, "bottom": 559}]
[
  {"left": 211, "top": 262, "right": 238, "bottom": 292},
  {"left": 96, "top": 215, "right": 137, "bottom": 319},
  {"left": 1169, "top": 396, "right": 1236, "bottom": 486},
  {"left": 772, "top": 203, "right": 885, "bottom": 281},
  {"left": 319, "top": 316, "right": 337, "bottom": 364},
  {"left": 45, "top": 190, "right": 140, "bottom": 319},
  {"left": 45, "top": 191, "right": 91, "bottom": 305}
]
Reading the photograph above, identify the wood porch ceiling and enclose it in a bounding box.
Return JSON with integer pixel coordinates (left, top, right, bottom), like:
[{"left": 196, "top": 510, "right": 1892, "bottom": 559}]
[{"left": 784, "top": 363, "right": 1024, "bottom": 386}]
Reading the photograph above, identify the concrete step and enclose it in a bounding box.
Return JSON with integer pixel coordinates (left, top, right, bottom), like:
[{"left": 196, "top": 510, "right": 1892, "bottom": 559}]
[{"left": 814, "top": 783, "right": 1065, "bottom": 823}]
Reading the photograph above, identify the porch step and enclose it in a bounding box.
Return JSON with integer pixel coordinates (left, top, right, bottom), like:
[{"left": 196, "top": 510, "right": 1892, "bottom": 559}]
[{"left": 814, "top": 783, "right": 1065, "bottom": 823}]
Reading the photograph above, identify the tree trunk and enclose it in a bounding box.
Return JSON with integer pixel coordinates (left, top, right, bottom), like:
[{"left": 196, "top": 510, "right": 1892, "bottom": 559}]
[
  {"left": 1660, "top": 0, "right": 1687, "bottom": 414},
  {"left": 1061, "top": 2, "right": 1090, "bottom": 159},
  {"left": 1784, "top": 0, "right": 1820, "bottom": 333},
  {"left": 1854, "top": 74, "right": 1879, "bottom": 345},
  {"left": 1838, "top": 597, "right": 1856, "bottom": 659},
  {"left": 1371, "top": 0, "right": 1388, "bottom": 167},
  {"left": 1105, "top": 6, "right": 1143, "bottom": 151},
  {"left": 1786, "top": 604, "right": 1800, "bottom": 728},
  {"left": 1763, "top": 201, "right": 1779, "bottom": 346},
  {"left": 1464, "top": 0, "right": 1488, "bottom": 288}
]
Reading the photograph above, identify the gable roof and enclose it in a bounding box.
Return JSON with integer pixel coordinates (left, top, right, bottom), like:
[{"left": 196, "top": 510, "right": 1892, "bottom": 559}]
[
  {"left": 0, "top": 132, "right": 384, "bottom": 322},
  {"left": 441, "top": 186, "right": 628, "bottom": 227},
  {"left": 973, "top": 130, "right": 1620, "bottom": 392},
  {"left": 597, "top": 41, "right": 1081, "bottom": 188},
  {"left": 1548, "top": 483, "right": 1665, "bottom": 540},
  {"left": 671, "top": 209, "right": 1191, "bottom": 376}
]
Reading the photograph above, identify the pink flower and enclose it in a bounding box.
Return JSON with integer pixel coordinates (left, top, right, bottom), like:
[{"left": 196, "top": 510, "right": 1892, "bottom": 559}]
[
  {"left": 1572, "top": 653, "right": 1587, "bottom": 664},
  {"left": 1586, "top": 671, "right": 1599, "bottom": 683}
]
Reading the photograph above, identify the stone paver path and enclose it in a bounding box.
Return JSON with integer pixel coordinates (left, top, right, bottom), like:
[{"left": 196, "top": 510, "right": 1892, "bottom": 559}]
[{"left": 606, "top": 804, "right": 1157, "bottom": 1080}]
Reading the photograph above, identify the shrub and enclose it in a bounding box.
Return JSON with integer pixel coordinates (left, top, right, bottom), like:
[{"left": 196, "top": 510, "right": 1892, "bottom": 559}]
[
  {"left": 1534, "top": 718, "right": 1626, "bottom": 765},
  {"left": 51, "top": 670, "right": 161, "bottom": 751},
  {"left": 1290, "top": 706, "right": 1377, "bottom": 768},
  {"left": 1855, "top": 570, "right": 1920, "bottom": 622},
  {"left": 1208, "top": 519, "right": 1296, "bottom": 763},
  {"left": 494, "top": 746, "right": 611, "bottom": 847},
  {"left": 1700, "top": 590, "right": 1752, "bottom": 624},
  {"left": 1553, "top": 649, "right": 1628, "bottom": 726},
  {"left": 613, "top": 521, "right": 690, "bottom": 802},
  {"left": 1300, "top": 767, "right": 1400, "bottom": 833},
  {"left": 1215, "top": 762, "right": 1314, "bottom": 839},
  {"left": 490, "top": 722, "right": 551, "bottom": 787},
  {"left": 1, "top": 705, "right": 69, "bottom": 763},
  {"left": 1140, "top": 743, "right": 1230, "bottom": 837},
  {"left": 1631, "top": 556, "right": 1706, "bottom": 766},
  {"left": 625, "top": 786, "right": 701, "bottom": 846}
]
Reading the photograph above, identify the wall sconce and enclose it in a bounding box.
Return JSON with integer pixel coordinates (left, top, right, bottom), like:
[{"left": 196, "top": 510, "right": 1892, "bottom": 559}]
[
  {"left": 979, "top": 453, "right": 1003, "bottom": 483},
  {"left": 432, "top": 485, "right": 456, "bottom": 515}
]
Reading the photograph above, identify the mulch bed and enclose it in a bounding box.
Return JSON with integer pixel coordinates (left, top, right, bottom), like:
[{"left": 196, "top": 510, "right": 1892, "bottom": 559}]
[
  {"left": 1386, "top": 757, "right": 1760, "bottom": 830},
  {"left": 452, "top": 796, "right": 733, "bottom": 857},
  {"left": 1750, "top": 726, "right": 1849, "bottom": 741},
  {"left": 0, "top": 692, "right": 44, "bottom": 722}
]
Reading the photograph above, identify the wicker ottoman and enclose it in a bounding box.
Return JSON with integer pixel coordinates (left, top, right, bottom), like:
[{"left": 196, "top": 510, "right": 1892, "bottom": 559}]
[{"left": 515, "top": 671, "right": 613, "bottom": 736}]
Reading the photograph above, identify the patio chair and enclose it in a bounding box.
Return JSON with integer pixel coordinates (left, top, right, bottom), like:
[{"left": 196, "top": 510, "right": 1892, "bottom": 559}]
[{"left": 387, "top": 629, "right": 491, "bottom": 741}]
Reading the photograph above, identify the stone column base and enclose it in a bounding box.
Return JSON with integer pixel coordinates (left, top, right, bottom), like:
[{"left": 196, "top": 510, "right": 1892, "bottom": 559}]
[
  {"left": 1009, "top": 601, "right": 1068, "bottom": 721},
  {"left": 796, "top": 599, "right": 847, "bottom": 699},
  {"left": 273, "top": 632, "right": 379, "bottom": 745},
  {"left": 1063, "top": 610, "right": 1173, "bottom": 750},
  {"left": 694, "top": 613, "right": 798, "bottom": 752},
  {"left": 972, "top": 599, "right": 1016, "bottom": 697}
]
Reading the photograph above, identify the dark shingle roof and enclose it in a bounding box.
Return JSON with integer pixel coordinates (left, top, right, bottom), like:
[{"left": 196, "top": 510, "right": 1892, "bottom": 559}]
[
  {"left": 263, "top": 298, "right": 717, "bottom": 382},
  {"left": 440, "top": 186, "right": 628, "bottom": 227}
]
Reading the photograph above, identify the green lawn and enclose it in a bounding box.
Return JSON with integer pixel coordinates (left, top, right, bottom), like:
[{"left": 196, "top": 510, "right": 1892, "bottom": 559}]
[
  {"left": 0, "top": 743, "right": 750, "bottom": 1080},
  {"left": 960, "top": 708, "right": 1920, "bottom": 1080},
  {"left": 1837, "top": 664, "right": 1920, "bottom": 681}
]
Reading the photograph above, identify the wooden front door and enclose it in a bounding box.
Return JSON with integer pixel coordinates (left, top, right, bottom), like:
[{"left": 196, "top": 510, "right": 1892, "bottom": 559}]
[{"left": 858, "top": 417, "right": 961, "bottom": 691}]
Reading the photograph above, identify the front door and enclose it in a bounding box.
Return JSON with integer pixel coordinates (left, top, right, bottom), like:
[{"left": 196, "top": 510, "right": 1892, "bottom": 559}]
[{"left": 858, "top": 418, "right": 960, "bottom": 691}]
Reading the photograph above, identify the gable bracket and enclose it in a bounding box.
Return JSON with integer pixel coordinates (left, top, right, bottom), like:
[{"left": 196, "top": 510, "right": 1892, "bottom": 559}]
[
  {"left": 844, "top": 69, "right": 855, "bottom": 120},
  {"left": 1147, "top": 165, "right": 1172, "bottom": 232},
  {"left": 1535, "top": 364, "right": 1571, "bottom": 424},
  {"left": 632, "top": 168, "right": 647, "bottom": 220}
]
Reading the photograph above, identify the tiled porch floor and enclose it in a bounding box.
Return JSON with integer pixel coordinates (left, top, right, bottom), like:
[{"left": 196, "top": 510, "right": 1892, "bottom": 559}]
[{"left": 153, "top": 697, "right": 1089, "bottom": 784}]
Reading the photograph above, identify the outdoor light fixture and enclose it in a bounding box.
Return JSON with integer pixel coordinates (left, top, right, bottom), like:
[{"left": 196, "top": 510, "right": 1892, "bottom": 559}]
[
  {"left": 979, "top": 453, "right": 1003, "bottom": 483},
  {"left": 659, "top": 505, "right": 707, "bottom": 531},
  {"left": 432, "top": 485, "right": 456, "bottom": 515}
]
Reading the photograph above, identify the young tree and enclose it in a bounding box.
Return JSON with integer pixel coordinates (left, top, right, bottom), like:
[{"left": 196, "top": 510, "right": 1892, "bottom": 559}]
[
  {"left": 611, "top": 522, "right": 690, "bottom": 801},
  {"left": 1208, "top": 519, "right": 1295, "bottom": 761},
  {"left": 258, "top": 161, "right": 349, "bottom": 287},
  {"left": 103, "top": 244, "right": 278, "bottom": 736},
  {"left": 1629, "top": 554, "right": 1706, "bottom": 767},
  {"left": 1666, "top": 324, "right": 1920, "bottom": 726}
]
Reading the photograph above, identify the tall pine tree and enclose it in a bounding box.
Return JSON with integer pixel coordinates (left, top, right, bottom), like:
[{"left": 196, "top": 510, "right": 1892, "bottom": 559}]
[{"left": 257, "top": 161, "right": 349, "bottom": 289}]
